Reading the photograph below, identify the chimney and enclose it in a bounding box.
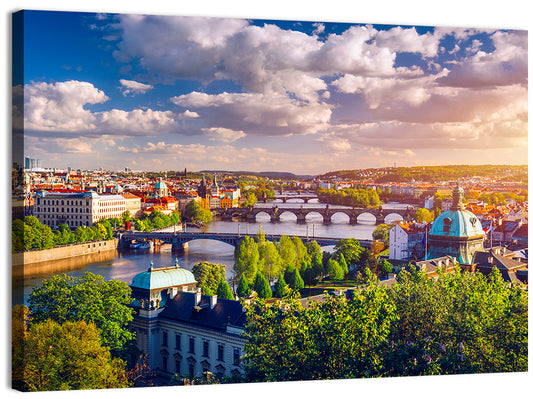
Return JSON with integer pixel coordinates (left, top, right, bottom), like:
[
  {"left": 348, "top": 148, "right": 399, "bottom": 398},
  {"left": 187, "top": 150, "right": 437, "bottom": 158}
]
[
  {"left": 210, "top": 295, "right": 217, "bottom": 309},
  {"left": 195, "top": 287, "right": 202, "bottom": 306}
]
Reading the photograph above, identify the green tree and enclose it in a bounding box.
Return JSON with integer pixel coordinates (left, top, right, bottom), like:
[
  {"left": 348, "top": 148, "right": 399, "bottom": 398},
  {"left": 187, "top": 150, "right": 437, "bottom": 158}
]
[
  {"left": 253, "top": 272, "right": 272, "bottom": 299},
  {"left": 234, "top": 236, "right": 260, "bottom": 283},
  {"left": 386, "top": 266, "right": 528, "bottom": 375},
  {"left": 12, "top": 219, "right": 25, "bottom": 252},
  {"left": 236, "top": 275, "right": 252, "bottom": 299},
  {"left": 216, "top": 280, "right": 235, "bottom": 300},
  {"left": 337, "top": 253, "right": 349, "bottom": 276},
  {"left": 258, "top": 240, "right": 283, "bottom": 282},
  {"left": 372, "top": 223, "right": 390, "bottom": 245},
  {"left": 192, "top": 262, "right": 226, "bottom": 294},
  {"left": 333, "top": 238, "right": 363, "bottom": 268},
  {"left": 305, "top": 241, "right": 324, "bottom": 278},
  {"left": 273, "top": 273, "right": 289, "bottom": 298},
  {"left": 22, "top": 319, "right": 131, "bottom": 391},
  {"left": 359, "top": 248, "right": 378, "bottom": 274},
  {"left": 243, "top": 281, "right": 396, "bottom": 381},
  {"left": 300, "top": 262, "right": 315, "bottom": 286},
  {"left": 277, "top": 235, "right": 296, "bottom": 269},
  {"left": 326, "top": 258, "right": 344, "bottom": 280},
  {"left": 292, "top": 268, "right": 304, "bottom": 291},
  {"left": 291, "top": 236, "right": 311, "bottom": 269},
  {"left": 184, "top": 200, "right": 212, "bottom": 224},
  {"left": 27, "top": 273, "right": 135, "bottom": 359},
  {"left": 413, "top": 208, "right": 434, "bottom": 223}
]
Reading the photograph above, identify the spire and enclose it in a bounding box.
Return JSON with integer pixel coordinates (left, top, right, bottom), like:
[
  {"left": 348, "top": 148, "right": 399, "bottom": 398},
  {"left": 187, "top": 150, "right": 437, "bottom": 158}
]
[{"left": 451, "top": 181, "right": 465, "bottom": 210}]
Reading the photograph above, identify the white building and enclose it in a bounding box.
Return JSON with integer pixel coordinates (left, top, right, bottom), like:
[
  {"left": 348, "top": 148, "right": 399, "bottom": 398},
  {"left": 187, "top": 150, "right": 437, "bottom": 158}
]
[
  {"left": 33, "top": 191, "right": 126, "bottom": 227},
  {"left": 129, "top": 260, "right": 246, "bottom": 382},
  {"left": 389, "top": 221, "right": 429, "bottom": 261}
]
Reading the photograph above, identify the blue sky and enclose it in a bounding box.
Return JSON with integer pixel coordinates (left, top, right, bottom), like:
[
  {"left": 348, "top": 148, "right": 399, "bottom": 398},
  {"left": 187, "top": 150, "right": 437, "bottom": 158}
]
[{"left": 20, "top": 10, "right": 528, "bottom": 173}]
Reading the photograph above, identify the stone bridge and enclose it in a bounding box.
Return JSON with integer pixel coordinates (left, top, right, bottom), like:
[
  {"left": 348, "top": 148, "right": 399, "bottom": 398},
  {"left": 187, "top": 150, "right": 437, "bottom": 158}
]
[{"left": 213, "top": 205, "right": 415, "bottom": 225}]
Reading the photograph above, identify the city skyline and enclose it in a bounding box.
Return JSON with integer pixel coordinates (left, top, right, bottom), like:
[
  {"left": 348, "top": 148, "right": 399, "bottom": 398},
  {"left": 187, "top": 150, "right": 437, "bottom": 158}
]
[{"left": 19, "top": 11, "right": 528, "bottom": 174}]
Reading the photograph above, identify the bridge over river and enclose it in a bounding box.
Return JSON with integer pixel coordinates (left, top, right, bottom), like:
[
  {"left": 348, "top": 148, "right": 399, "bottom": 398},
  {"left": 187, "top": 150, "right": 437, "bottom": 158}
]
[
  {"left": 213, "top": 205, "right": 416, "bottom": 225},
  {"left": 118, "top": 231, "right": 372, "bottom": 251}
]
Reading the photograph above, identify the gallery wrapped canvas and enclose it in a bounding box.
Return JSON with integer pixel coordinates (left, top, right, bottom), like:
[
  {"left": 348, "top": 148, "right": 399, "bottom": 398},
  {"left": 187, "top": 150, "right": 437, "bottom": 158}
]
[{"left": 11, "top": 5, "right": 527, "bottom": 395}]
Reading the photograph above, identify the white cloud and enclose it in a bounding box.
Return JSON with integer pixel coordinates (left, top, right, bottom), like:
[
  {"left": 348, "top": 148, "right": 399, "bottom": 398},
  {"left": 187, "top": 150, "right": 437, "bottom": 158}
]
[
  {"left": 119, "top": 79, "right": 154, "bottom": 96},
  {"left": 171, "top": 91, "right": 331, "bottom": 136},
  {"left": 24, "top": 80, "right": 108, "bottom": 132},
  {"left": 202, "top": 127, "right": 246, "bottom": 142},
  {"left": 177, "top": 110, "right": 200, "bottom": 119},
  {"left": 97, "top": 108, "right": 176, "bottom": 135}
]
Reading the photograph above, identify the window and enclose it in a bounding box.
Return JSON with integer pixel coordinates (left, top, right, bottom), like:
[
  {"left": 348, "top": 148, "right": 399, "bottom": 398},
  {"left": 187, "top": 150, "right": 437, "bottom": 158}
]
[
  {"left": 217, "top": 344, "right": 224, "bottom": 361},
  {"left": 188, "top": 364, "right": 195, "bottom": 378},
  {"left": 189, "top": 338, "right": 195, "bottom": 354},
  {"left": 161, "top": 356, "right": 168, "bottom": 372},
  {"left": 233, "top": 349, "right": 240, "bottom": 366},
  {"left": 162, "top": 331, "right": 168, "bottom": 347},
  {"left": 443, "top": 217, "right": 452, "bottom": 233},
  {"left": 175, "top": 334, "right": 181, "bottom": 350},
  {"left": 175, "top": 358, "right": 181, "bottom": 375},
  {"left": 203, "top": 341, "right": 209, "bottom": 358}
]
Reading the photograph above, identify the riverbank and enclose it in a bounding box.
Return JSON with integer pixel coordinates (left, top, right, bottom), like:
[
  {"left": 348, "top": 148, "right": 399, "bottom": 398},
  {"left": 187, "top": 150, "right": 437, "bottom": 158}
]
[{"left": 12, "top": 239, "right": 118, "bottom": 277}]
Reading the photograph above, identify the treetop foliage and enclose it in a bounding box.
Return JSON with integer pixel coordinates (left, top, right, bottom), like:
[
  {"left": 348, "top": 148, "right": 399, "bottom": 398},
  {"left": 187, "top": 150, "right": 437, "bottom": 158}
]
[{"left": 243, "top": 266, "right": 527, "bottom": 381}]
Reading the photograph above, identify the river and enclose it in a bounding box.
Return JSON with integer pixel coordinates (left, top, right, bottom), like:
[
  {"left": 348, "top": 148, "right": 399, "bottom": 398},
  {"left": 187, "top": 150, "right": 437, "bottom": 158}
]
[{"left": 13, "top": 201, "right": 410, "bottom": 304}]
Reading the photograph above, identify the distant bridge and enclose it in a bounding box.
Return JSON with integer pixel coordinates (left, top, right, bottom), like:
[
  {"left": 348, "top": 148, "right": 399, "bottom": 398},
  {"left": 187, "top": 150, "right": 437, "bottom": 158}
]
[
  {"left": 118, "top": 231, "right": 372, "bottom": 251},
  {"left": 212, "top": 205, "right": 415, "bottom": 225}
]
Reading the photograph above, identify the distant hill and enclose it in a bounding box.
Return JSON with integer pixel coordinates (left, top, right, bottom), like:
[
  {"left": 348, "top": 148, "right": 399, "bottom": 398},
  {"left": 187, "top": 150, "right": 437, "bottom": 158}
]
[
  {"left": 318, "top": 165, "right": 528, "bottom": 184},
  {"left": 199, "top": 170, "right": 316, "bottom": 180}
]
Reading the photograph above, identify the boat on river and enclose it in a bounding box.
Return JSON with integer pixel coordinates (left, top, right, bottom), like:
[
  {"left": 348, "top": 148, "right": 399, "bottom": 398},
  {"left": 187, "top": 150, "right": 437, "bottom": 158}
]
[{"left": 130, "top": 240, "right": 153, "bottom": 250}]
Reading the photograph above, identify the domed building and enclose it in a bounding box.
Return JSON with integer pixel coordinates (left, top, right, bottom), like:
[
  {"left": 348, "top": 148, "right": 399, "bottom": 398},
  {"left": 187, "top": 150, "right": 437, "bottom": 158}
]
[
  {"left": 128, "top": 259, "right": 246, "bottom": 381},
  {"left": 130, "top": 258, "right": 197, "bottom": 310},
  {"left": 153, "top": 177, "right": 169, "bottom": 198},
  {"left": 427, "top": 182, "right": 486, "bottom": 264}
]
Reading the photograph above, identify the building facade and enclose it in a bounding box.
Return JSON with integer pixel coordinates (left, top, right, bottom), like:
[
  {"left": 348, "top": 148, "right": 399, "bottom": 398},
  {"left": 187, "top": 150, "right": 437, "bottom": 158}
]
[
  {"left": 128, "top": 260, "right": 246, "bottom": 382},
  {"left": 33, "top": 191, "right": 126, "bottom": 227},
  {"left": 389, "top": 222, "right": 428, "bottom": 261}
]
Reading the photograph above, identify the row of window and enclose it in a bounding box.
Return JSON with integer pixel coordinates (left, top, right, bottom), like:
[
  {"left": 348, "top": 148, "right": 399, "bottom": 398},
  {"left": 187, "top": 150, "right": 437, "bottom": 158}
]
[
  {"left": 36, "top": 198, "right": 91, "bottom": 206},
  {"left": 36, "top": 207, "right": 89, "bottom": 214},
  {"left": 161, "top": 331, "right": 240, "bottom": 365},
  {"left": 160, "top": 354, "right": 233, "bottom": 379}
]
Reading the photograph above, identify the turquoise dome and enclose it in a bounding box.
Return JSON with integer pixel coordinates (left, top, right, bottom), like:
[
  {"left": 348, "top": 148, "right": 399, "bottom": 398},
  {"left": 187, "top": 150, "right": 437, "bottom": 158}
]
[
  {"left": 430, "top": 209, "right": 485, "bottom": 238},
  {"left": 427, "top": 182, "right": 486, "bottom": 265},
  {"left": 131, "top": 260, "right": 196, "bottom": 290},
  {"left": 154, "top": 178, "right": 168, "bottom": 190}
]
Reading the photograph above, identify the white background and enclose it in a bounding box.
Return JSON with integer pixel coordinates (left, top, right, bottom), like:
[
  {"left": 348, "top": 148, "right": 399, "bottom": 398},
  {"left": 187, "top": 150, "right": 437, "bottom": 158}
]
[{"left": 2, "top": 1, "right": 531, "bottom": 398}]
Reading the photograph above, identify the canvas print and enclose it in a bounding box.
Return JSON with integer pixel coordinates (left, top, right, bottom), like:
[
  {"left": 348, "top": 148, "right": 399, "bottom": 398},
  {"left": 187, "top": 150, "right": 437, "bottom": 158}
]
[{"left": 11, "top": 9, "right": 528, "bottom": 392}]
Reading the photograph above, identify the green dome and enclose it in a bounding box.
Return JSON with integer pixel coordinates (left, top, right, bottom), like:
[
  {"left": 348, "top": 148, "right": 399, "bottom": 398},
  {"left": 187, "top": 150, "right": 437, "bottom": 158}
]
[
  {"left": 154, "top": 178, "right": 168, "bottom": 190},
  {"left": 131, "top": 259, "right": 196, "bottom": 290},
  {"left": 430, "top": 209, "right": 485, "bottom": 238},
  {"left": 427, "top": 182, "right": 486, "bottom": 265},
  {"left": 430, "top": 183, "right": 485, "bottom": 239}
]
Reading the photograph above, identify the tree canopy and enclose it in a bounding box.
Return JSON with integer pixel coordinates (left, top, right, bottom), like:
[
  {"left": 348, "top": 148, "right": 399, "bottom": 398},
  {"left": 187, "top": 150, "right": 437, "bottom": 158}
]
[
  {"left": 21, "top": 319, "right": 131, "bottom": 391},
  {"left": 192, "top": 262, "right": 227, "bottom": 295},
  {"left": 27, "top": 272, "right": 135, "bottom": 358},
  {"left": 242, "top": 267, "right": 527, "bottom": 381}
]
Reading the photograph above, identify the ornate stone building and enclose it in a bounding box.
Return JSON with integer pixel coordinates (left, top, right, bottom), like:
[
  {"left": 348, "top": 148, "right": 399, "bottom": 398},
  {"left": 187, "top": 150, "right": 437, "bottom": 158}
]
[
  {"left": 128, "top": 260, "right": 246, "bottom": 382},
  {"left": 427, "top": 183, "right": 486, "bottom": 264}
]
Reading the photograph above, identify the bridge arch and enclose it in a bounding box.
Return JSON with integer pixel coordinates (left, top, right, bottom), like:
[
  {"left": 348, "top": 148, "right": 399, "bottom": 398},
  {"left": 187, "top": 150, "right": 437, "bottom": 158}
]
[
  {"left": 328, "top": 211, "right": 350, "bottom": 224},
  {"left": 384, "top": 212, "right": 404, "bottom": 224},
  {"left": 357, "top": 212, "right": 377, "bottom": 224}
]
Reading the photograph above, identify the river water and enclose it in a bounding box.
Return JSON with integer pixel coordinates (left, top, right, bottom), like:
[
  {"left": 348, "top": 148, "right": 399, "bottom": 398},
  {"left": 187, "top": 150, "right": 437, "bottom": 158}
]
[{"left": 14, "top": 200, "right": 409, "bottom": 304}]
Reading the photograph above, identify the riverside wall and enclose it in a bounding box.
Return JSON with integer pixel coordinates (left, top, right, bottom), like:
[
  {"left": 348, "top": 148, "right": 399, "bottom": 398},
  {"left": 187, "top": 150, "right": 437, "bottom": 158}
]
[{"left": 12, "top": 239, "right": 118, "bottom": 277}]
